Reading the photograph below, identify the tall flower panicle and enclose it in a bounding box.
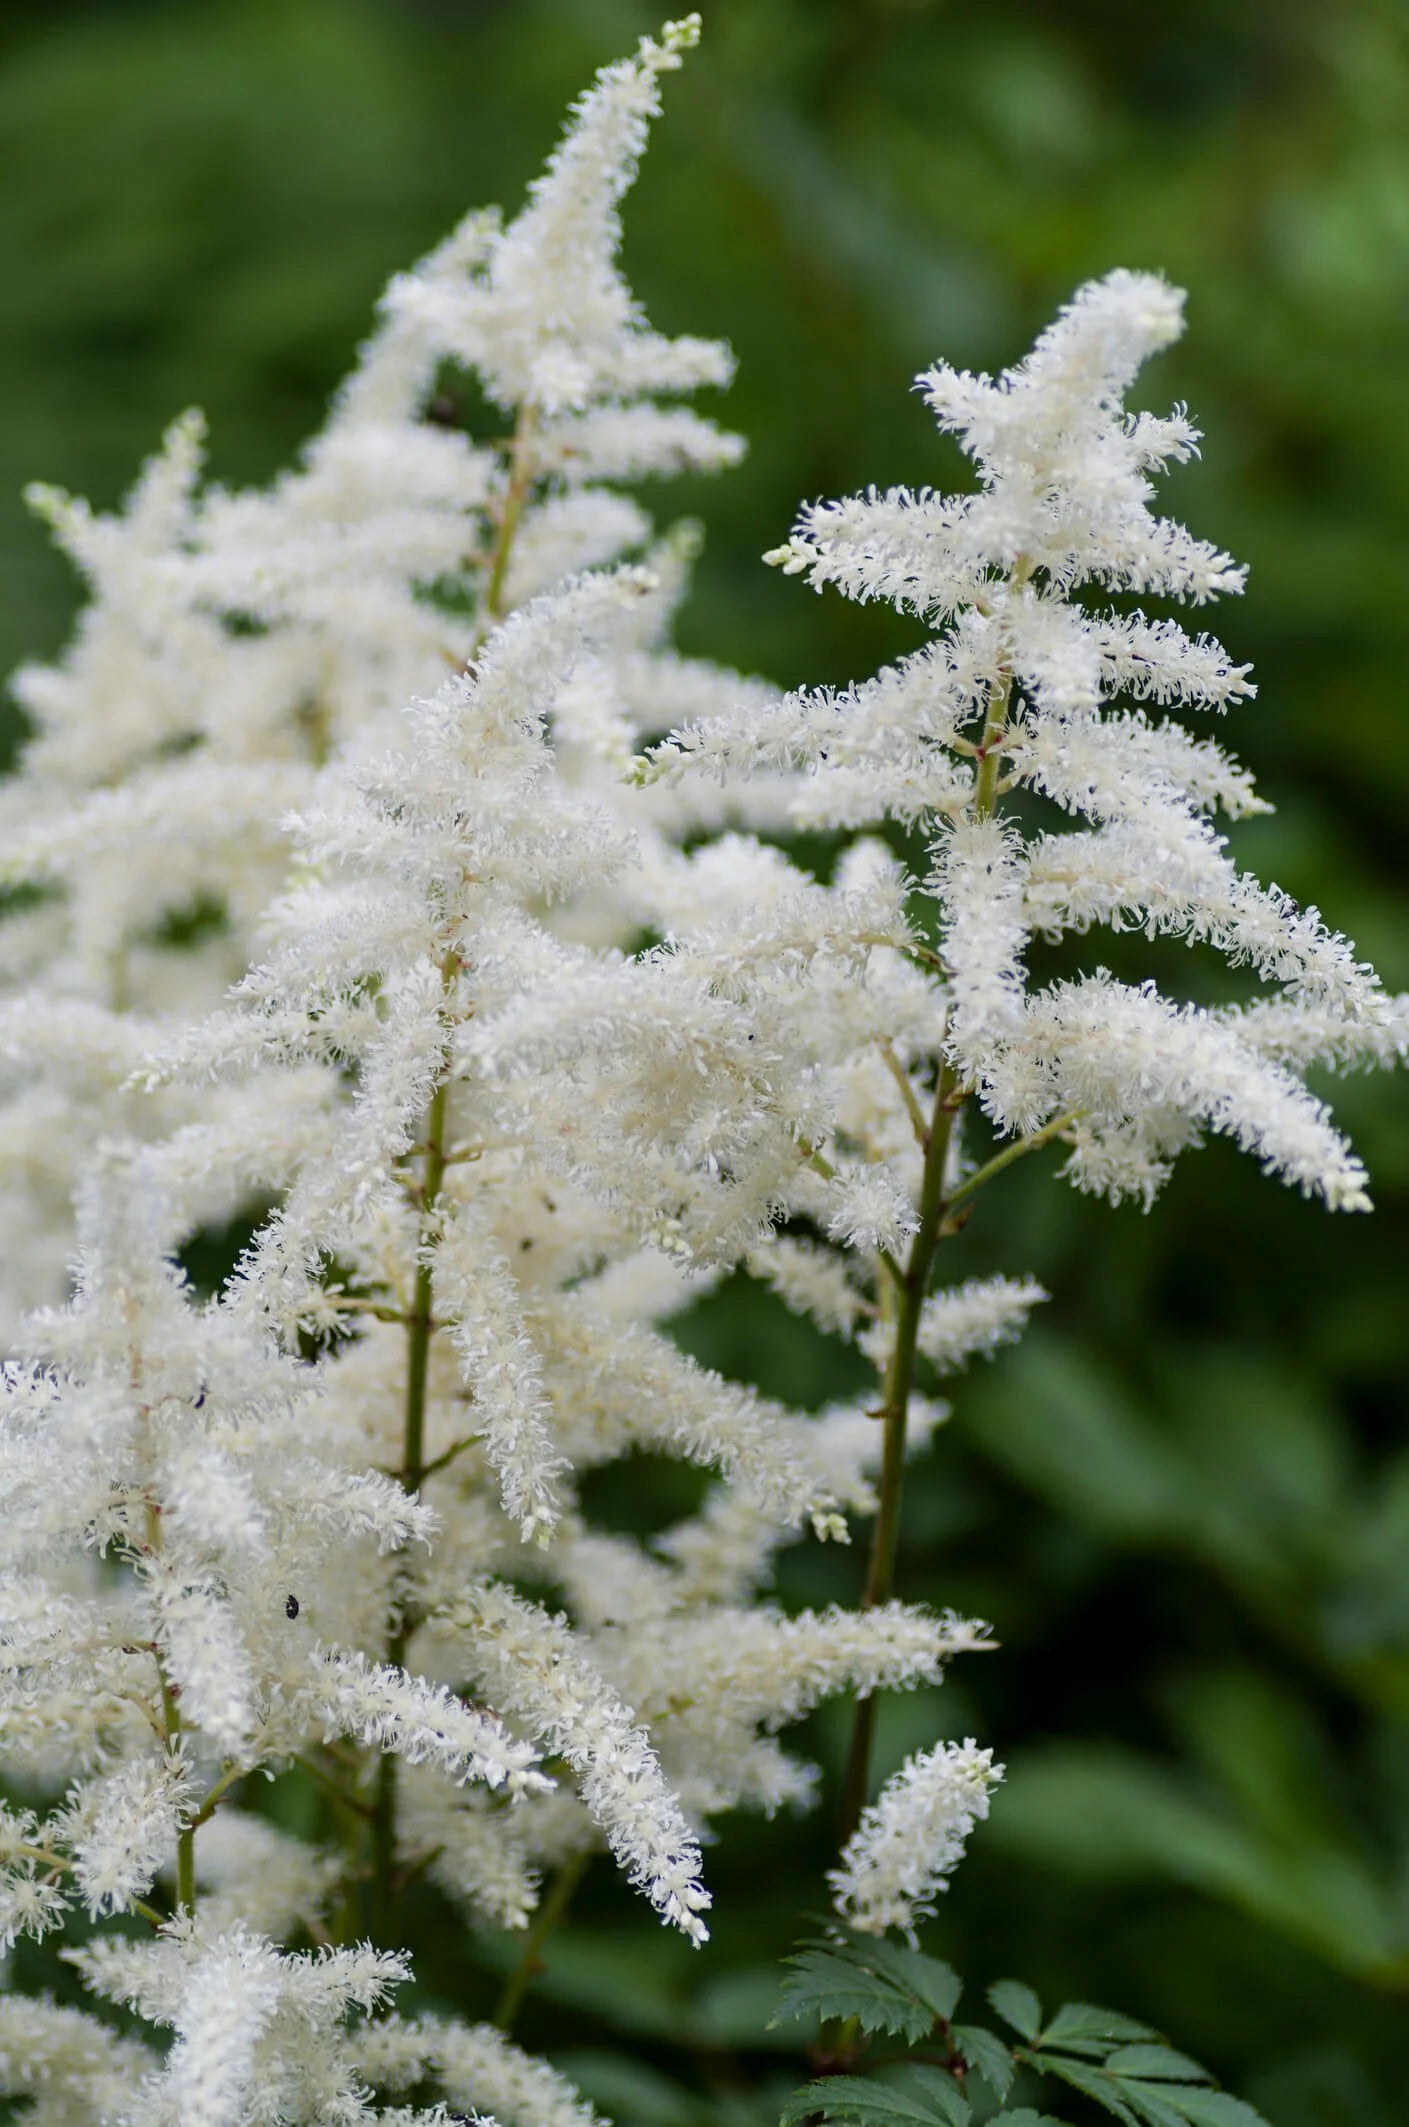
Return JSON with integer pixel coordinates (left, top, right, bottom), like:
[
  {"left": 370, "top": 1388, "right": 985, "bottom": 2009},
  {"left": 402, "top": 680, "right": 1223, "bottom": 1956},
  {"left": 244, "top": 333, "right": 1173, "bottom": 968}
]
[
  {"left": 0, "top": 12, "right": 749, "bottom": 1338},
  {"left": 638, "top": 267, "right": 1407, "bottom": 1957},
  {"left": 138, "top": 542, "right": 985, "bottom": 1940},
  {"left": 58, "top": 1919, "right": 415, "bottom": 2127},
  {"left": 649, "top": 268, "right": 1408, "bottom": 1213}
]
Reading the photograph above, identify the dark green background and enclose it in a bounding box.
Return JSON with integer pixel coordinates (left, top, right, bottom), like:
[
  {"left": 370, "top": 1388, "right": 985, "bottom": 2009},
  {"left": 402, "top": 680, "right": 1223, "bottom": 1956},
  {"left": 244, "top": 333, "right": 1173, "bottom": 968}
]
[{"left": 4, "top": 3, "right": 1408, "bottom": 2122}]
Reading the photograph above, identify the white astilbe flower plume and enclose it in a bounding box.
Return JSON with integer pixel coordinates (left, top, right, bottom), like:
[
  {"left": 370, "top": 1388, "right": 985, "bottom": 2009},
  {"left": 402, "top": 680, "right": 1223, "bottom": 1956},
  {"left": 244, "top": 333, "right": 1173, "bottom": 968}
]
[
  {"left": 0, "top": 14, "right": 747, "bottom": 1339},
  {"left": 355, "top": 2014, "right": 608, "bottom": 2127},
  {"left": 314, "top": 1650, "right": 549, "bottom": 1797},
  {"left": 67, "top": 1919, "right": 412, "bottom": 2127},
  {"left": 147, "top": 1925, "right": 285, "bottom": 2127},
  {"left": 434, "top": 1210, "right": 569, "bottom": 1545},
  {"left": 0, "top": 1997, "right": 153, "bottom": 2119},
  {"left": 427, "top": 15, "right": 732, "bottom": 422},
  {"left": 603, "top": 1601, "right": 990, "bottom": 1818},
  {"left": 630, "top": 271, "right": 1408, "bottom": 1948},
  {"left": 651, "top": 269, "right": 1407, "bottom": 1214},
  {"left": 861, "top": 1273, "right": 1047, "bottom": 1376},
  {"left": 0, "top": 1801, "right": 77, "bottom": 1954},
  {"left": 829, "top": 1739, "right": 1004, "bottom": 1940},
  {"left": 65, "top": 1749, "right": 197, "bottom": 1920},
  {"left": 448, "top": 1582, "right": 714, "bottom": 1944}
]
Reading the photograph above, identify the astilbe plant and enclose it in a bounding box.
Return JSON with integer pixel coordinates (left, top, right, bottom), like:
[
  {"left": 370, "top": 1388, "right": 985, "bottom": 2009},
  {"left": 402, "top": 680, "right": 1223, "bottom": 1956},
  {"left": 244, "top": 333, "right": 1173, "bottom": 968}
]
[{"left": 0, "top": 15, "right": 1402, "bottom": 2127}]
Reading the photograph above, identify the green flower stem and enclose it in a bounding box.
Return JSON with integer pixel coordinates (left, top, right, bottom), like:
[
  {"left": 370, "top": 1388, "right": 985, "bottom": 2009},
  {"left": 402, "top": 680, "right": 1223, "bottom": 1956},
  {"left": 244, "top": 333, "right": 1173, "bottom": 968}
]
[
  {"left": 401, "top": 1076, "right": 449, "bottom": 1500},
  {"left": 144, "top": 1499, "right": 196, "bottom": 1916},
  {"left": 370, "top": 400, "right": 535, "bottom": 1937},
  {"left": 492, "top": 1850, "right": 591, "bottom": 2034},
  {"left": 170, "top": 1749, "right": 195, "bottom": 1913},
  {"left": 941, "top": 1108, "right": 1084, "bottom": 1216},
  {"left": 483, "top": 405, "right": 538, "bottom": 625},
  {"left": 878, "top": 1038, "right": 932, "bottom": 1144},
  {"left": 188, "top": 1762, "right": 246, "bottom": 1833},
  {"left": 371, "top": 1067, "right": 450, "bottom": 1937},
  {"left": 972, "top": 557, "right": 1026, "bottom": 819},
  {"left": 837, "top": 604, "right": 1027, "bottom": 1847},
  {"left": 973, "top": 675, "right": 1015, "bottom": 818},
  {"left": 839, "top": 1058, "right": 963, "bottom": 1846}
]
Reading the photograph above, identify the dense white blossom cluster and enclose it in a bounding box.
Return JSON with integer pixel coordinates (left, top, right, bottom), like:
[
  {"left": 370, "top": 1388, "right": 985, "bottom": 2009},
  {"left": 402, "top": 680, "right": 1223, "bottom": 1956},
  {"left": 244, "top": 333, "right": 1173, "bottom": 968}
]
[
  {"left": 0, "top": 12, "right": 1400, "bottom": 2121},
  {"left": 649, "top": 268, "right": 1409, "bottom": 1212},
  {"left": 0, "top": 8, "right": 758, "bottom": 1341},
  {"left": 829, "top": 1739, "right": 1003, "bottom": 1940}
]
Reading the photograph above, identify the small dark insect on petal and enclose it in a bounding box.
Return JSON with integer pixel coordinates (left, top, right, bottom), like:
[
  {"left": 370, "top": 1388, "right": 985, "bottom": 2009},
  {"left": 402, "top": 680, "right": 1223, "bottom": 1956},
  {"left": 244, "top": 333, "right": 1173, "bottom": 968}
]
[{"left": 284, "top": 1594, "right": 300, "bottom": 1620}]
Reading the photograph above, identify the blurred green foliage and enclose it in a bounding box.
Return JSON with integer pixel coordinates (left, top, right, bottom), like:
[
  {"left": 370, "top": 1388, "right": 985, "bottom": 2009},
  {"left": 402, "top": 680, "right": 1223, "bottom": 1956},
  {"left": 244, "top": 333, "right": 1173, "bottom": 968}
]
[{"left": 4, "top": 0, "right": 1409, "bottom": 2121}]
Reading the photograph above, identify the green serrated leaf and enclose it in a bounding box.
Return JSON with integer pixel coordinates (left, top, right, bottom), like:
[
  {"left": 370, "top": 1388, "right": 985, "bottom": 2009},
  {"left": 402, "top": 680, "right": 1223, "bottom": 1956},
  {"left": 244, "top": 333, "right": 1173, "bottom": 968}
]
[
  {"left": 773, "top": 1938, "right": 959, "bottom": 2043},
  {"left": 1042, "top": 2003, "right": 1158, "bottom": 2049},
  {"left": 781, "top": 2078, "right": 856, "bottom": 2127},
  {"left": 951, "top": 2024, "right": 1015, "bottom": 2101},
  {"left": 779, "top": 2066, "right": 969, "bottom": 2127},
  {"left": 883, "top": 2065, "right": 972, "bottom": 2127},
  {"left": 1152, "top": 2092, "right": 1273, "bottom": 2127},
  {"left": 1033, "top": 2057, "right": 1142, "bottom": 2127},
  {"left": 773, "top": 1950, "right": 933, "bottom": 2043},
  {"left": 1105, "top": 2047, "right": 1210, "bottom": 2085},
  {"left": 987, "top": 1980, "right": 1043, "bottom": 2042},
  {"left": 1109, "top": 2086, "right": 1194, "bottom": 2127},
  {"left": 986, "top": 2114, "right": 1074, "bottom": 2127},
  {"left": 860, "top": 1940, "right": 962, "bottom": 2026}
]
